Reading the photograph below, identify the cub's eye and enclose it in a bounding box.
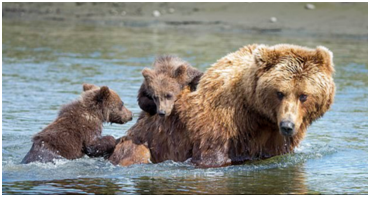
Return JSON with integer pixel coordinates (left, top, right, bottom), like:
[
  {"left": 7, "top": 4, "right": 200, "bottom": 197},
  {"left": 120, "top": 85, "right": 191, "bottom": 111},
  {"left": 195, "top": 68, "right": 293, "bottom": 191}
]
[
  {"left": 119, "top": 101, "right": 124, "bottom": 111},
  {"left": 165, "top": 93, "right": 173, "bottom": 99},
  {"left": 277, "top": 92, "right": 284, "bottom": 100},
  {"left": 121, "top": 101, "right": 124, "bottom": 107},
  {"left": 299, "top": 94, "right": 307, "bottom": 102}
]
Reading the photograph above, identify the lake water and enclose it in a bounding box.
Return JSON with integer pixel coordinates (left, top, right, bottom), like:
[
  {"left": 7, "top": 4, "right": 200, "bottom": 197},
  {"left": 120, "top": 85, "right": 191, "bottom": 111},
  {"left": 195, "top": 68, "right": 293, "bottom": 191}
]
[{"left": 2, "top": 19, "right": 368, "bottom": 194}]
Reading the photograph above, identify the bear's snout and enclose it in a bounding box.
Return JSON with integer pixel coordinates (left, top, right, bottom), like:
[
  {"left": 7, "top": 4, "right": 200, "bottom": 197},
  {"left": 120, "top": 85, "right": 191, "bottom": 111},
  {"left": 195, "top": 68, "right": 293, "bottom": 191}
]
[
  {"left": 279, "top": 121, "right": 295, "bottom": 137},
  {"left": 117, "top": 107, "right": 133, "bottom": 124},
  {"left": 156, "top": 99, "right": 174, "bottom": 117},
  {"left": 126, "top": 111, "right": 133, "bottom": 121}
]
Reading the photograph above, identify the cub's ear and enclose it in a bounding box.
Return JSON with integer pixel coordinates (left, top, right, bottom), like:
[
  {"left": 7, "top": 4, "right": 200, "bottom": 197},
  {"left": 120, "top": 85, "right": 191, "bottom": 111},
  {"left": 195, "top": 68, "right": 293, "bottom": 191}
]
[
  {"left": 174, "top": 64, "right": 188, "bottom": 78},
  {"left": 188, "top": 72, "right": 203, "bottom": 91},
  {"left": 142, "top": 68, "right": 155, "bottom": 83},
  {"left": 96, "top": 86, "right": 110, "bottom": 102},
  {"left": 174, "top": 64, "right": 188, "bottom": 84},
  {"left": 315, "top": 46, "right": 334, "bottom": 74},
  {"left": 253, "top": 45, "right": 280, "bottom": 69},
  {"left": 83, "top": 83, "right": 99, "bottom": 92}
]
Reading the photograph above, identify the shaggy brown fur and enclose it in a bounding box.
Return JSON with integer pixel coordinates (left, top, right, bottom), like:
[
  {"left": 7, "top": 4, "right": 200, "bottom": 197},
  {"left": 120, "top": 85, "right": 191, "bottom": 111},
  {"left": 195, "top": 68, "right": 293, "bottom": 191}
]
[
  {"left": 138, "top": 55, "right": 203, "bottom": 117},
  {"left": 113, "top": 44, "right": 335, "bottom": 168},
  {"left": 21, "top": 84, "right": 133, "bottom": 164},
  {"left": 109, "top": 136, "right": 151, "bottom": 166}
]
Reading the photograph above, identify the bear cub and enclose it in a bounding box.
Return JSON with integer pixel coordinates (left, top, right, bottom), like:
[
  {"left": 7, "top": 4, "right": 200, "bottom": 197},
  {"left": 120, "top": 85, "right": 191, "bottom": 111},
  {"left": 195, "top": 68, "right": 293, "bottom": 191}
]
[
  {"left": 138, "top": 55, "right": 203, "bottom": 117},
  {"left": 21, "top": 84, "right": 133, "bottom": 164}
]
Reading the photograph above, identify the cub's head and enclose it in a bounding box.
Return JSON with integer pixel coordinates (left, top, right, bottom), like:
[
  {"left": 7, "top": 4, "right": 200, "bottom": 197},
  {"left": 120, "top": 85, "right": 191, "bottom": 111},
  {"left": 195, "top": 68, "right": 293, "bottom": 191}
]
[
  {"left": 253, "top": 44, "right": 335, "bottom": 137},
  {"left": 141, "top": 65, "right": 188, "bottom": 117},
  {"left": 82, "top": 83, "right": 133, "bottom": 124}
]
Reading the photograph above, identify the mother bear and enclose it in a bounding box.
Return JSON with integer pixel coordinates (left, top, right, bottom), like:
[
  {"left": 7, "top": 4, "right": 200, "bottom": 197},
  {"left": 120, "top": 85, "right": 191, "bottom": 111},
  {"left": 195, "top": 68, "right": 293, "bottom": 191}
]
[{"left": 109, "top": 44, "right": 335, "bottom": 168}]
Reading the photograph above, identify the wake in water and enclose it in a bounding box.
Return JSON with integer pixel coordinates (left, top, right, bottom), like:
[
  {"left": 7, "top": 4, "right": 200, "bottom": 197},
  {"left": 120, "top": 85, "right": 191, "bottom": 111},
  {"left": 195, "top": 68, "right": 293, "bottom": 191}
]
[{"left": 3, "top": 141, "right": 336, "bottom": 184}]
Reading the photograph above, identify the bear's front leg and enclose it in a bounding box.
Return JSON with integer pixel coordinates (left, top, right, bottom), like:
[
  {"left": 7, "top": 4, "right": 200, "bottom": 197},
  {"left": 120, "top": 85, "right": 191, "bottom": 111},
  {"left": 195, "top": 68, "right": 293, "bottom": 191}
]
[
  {"left": 84, "top": 135, "right": 116, "bottom": 159},
  {"left": 108, "top": 136, "right": 151, "bottom": 166},
  {"left": 191, "top": 143, "right": 232, "bottom": 168}
]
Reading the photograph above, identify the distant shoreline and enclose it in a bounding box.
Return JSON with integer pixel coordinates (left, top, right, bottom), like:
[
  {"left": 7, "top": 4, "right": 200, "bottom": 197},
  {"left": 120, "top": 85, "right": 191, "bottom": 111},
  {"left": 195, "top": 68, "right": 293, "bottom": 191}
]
[{"left": 3, "top": 2, "right": 367, "bottom": 39}]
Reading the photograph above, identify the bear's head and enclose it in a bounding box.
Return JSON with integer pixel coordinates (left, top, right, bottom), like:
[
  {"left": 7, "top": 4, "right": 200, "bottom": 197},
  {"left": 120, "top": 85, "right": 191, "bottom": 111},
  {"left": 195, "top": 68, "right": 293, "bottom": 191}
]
[
  {"left": 82, "top": 83, "right": 133, "bottom": 124},
  {"left": 252, "top": 44, "right": 335, "bottom": 137},
  {"left": 141, "top": 65, "right": 188, "bottom": 117}
]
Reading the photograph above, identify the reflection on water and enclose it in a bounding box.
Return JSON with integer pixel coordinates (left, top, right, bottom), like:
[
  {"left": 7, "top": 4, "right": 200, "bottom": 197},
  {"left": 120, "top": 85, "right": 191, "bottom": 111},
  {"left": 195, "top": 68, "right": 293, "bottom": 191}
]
[
  {"left": 2, "top": 18, "right": 368, "bottom": 194},
  {"left": 4, "top": 164, "right": 309, "bottom": 195}
]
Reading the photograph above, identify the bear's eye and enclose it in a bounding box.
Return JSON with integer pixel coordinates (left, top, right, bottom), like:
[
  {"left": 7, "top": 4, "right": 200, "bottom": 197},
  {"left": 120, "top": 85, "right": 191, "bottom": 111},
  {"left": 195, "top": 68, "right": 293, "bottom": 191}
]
[
  {"left": 165, "top": 93, "right": 173, "bottom": 99},
  {"left": 277, "top": 92, "right": 284, "bottom": 100},
  {"left": 299, "top": 94, "right": 307, "bottom": 102},
  {"left": 118, "top": 101, "right": 124, "bottom": 111}
]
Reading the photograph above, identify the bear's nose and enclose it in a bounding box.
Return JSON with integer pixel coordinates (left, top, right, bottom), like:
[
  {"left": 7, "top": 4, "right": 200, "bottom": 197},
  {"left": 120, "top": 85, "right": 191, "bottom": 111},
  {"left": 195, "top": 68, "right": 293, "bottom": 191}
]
[
  {"left": 127, "top": 112, "right": 133, "bottom": 121},
  {"left": 158, "top": 110, "right": 166, "bottom": 117},
  {"left": 280, "top": 121, "right": 295, "bottom": 136}
]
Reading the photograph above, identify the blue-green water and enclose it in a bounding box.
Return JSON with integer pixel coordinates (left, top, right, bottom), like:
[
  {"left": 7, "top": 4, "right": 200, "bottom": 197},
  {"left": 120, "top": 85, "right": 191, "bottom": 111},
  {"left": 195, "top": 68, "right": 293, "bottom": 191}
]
[{"left": 2, "top": 19, "right": 368, "bottom": 194}]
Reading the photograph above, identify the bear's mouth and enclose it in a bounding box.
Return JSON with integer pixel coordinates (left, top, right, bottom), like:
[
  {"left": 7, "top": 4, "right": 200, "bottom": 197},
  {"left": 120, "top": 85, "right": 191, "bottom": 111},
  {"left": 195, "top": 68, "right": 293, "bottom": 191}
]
[
  {"left": 109, "top": 115, "right": 132, "bottom": 124},
  {"left": 113, "top": 120, "right": 128, "bottom": 125}
]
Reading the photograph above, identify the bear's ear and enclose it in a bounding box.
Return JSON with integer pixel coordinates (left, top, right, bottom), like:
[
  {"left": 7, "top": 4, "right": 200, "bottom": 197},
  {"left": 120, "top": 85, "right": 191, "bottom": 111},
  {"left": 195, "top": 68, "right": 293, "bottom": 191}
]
[
  {"left": 96, "top": 86, "right": 110, "bottom": 102},
  {"left": 142, "top": 68, "right": 155, "bottom": 83},
  {"left": 174, "top": 64, "right": 188, "bottom": 78},
  {"left": 174, "top": 64, "right": 188, "bottom": 84},
  {"left": 188, "top": 72, "right": 203, "bottom": 91},
  {"left": 83, "top": 83, "right": 99, "bottom": 92},
  {"left": 314, "top": 46, "right": 334, "bottom": 74},
  {"left": 253, "top": 45, "right": 280, "bottom": 70}
]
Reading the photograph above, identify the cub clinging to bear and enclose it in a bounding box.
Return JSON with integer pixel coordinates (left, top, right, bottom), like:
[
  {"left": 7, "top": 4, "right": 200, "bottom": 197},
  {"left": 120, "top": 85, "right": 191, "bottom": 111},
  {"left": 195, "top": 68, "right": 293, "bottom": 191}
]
[
  {"left": 111, "top": 44, "right": 335, "bottom": 168},
  {"left": 137, "top": 55, "right": 203, "bottom": 117},
  {"left": 21, "top": 84, "right": 133, "bottom": 164},
  {"left": 109, "top": 55, "right": 203, "bottom": 166}
]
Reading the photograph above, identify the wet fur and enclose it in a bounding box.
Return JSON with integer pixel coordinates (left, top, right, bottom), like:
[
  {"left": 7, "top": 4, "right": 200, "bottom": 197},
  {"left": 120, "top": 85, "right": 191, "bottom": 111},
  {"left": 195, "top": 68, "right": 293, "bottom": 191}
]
[
  {"left": 109, "top": 136, "right": 151, "bottom": 166},
  {"left": 21, "top": 84, "right": 132, "bottom": 164}
]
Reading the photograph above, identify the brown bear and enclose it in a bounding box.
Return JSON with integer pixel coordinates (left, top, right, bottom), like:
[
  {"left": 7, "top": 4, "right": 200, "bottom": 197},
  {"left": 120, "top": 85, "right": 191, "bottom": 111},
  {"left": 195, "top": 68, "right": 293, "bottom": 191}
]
[
  {"left": 137, "top": 55, "right": 203, "bottom": 117},
  {"left": 21, "top": 83, "right": 133, "bottom": 164},
  {"left": 111, "top": 44, "right": 335, "bottom": 168}
]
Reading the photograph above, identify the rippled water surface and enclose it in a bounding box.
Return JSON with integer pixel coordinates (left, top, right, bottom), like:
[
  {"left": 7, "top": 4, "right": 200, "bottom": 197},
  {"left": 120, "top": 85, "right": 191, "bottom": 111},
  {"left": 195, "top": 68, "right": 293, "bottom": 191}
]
[{"left": 2, "top": 19, "right": 368, "bottom": 194}]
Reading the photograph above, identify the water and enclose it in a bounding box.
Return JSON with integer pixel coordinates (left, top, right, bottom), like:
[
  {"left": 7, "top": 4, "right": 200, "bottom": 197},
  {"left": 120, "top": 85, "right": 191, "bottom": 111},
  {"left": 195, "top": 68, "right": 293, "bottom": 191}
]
[{"left": 2, "top": 19, "right": 368, "bottom": 194}]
